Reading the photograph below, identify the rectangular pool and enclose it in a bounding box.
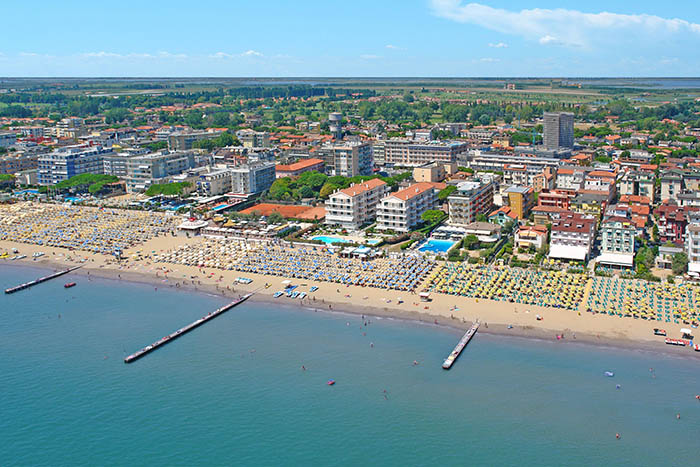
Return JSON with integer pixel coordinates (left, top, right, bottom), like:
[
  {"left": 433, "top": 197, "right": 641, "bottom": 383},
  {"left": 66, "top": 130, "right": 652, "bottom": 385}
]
[{"left": 418, "top": 239, "right": 456, "bottom": 253}]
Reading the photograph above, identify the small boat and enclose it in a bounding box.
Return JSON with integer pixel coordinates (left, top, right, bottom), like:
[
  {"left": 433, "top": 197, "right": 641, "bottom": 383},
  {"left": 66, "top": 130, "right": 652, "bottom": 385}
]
[
  {"left": 653, "top": 328, "right": 667, "bottom": 336},
  {"left": 604, "top": 371, "right": 614, "bottom": 377},
  {"left": 64, "top": 282, "right": 76, "bottom": 289},
  {"left": 298, "top": 292, "right": 307, "bottom": 299},
  {"left": 694, "top": 344, "right": 700, "bottom": 352},
  {"left": 327, "top": 380, "right": 335, "bottom": 386},
  {"left": 273, "top": 291, "right": 283, "bottom": 298},
  {"left": 309, "top": 286, "right": 318, "bottom": 293}
]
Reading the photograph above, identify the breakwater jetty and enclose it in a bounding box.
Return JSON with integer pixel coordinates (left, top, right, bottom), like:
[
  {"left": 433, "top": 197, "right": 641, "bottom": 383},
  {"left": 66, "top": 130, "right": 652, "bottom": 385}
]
[
  {"left": 442, "top": 321, "right": 480, "bottom": 370},
  {"left": 4, "top": 266, "right": 82, "bottom": 294},
  {"left": 124, "top": 293, "right": 252, "bottom": 363}
]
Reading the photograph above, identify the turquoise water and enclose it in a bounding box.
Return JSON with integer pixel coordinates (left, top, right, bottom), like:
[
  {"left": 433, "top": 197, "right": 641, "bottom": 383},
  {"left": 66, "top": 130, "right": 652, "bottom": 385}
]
[
  {"left": 312, "top": 235, "right": 352, "bottom": 244},
  {"left": 2, "top": 264, "right": 700, "bottom": 466},
  {"left": 419, "top": 239, "right": 456, "bottom": 253}
]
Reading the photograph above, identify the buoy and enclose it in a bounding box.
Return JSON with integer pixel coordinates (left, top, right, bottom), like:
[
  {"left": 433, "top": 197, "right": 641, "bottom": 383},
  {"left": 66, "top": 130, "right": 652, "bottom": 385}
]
[{"left": 616, "top": 433, "right": 620, "bottom": 440}]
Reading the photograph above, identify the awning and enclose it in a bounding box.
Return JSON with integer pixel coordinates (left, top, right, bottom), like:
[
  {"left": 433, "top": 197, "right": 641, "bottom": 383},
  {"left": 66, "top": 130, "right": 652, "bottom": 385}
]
[
  {"left": 548, "top": 244, "right": 588, "bottom": 261},
  {"left": 596, "top": 253, "right": 634, "bottom": 268},
  {"left": 680, "top": 328, "right": 693, "bottom": 335},
  {"left": 689, "top": 262, "right": 700, "bottom": 274}
]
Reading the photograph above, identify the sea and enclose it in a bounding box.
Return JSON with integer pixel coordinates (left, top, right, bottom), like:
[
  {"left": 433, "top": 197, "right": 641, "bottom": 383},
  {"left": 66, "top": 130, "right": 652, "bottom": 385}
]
[{"left": 1, "top": 264, "right": 699, "bottom": 466}]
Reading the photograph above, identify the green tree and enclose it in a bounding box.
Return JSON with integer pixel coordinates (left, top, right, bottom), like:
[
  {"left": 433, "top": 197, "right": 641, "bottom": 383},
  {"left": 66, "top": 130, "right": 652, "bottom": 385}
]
[
  {"left": 672, "top": 253, "right": 689, "bottom": 275},
  {"left": 104, "top": 108, "right": 130, "bottom": 124},
  {"left": 420, "top": 209, "right": 446, "bottom": 224},
  {"left": 463, "top": 234, "right": 479, "bottom": 250},
  {"left": 438, "top": 185, "right": 457, "bottom": 201},
  {"left": 319, "top": 182, "right": 340, "bottom": 199},
  {"left": 476, "top": 213, "right": 488, "bottom": 222},
  {"left": 267, "top": 212, "right": 284, "bottom": 224}
]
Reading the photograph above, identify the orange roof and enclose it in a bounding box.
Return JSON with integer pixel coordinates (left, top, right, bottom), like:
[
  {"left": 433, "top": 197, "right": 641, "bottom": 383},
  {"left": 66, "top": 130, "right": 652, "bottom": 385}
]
[
  {"left": 386, "top": 182, "right": 435, "bottom": 201},
  {"left": 619, "top": 194, "right": 651, "bottom": 205},
  {"left": 588, "top": 170, "right": 616, "bottom": 178},
  {"left": 337, "top": 178, "right": 387, "bottom": 197},
  {"left": 275, "top": 158, "right": 324, "bottom": 173}
]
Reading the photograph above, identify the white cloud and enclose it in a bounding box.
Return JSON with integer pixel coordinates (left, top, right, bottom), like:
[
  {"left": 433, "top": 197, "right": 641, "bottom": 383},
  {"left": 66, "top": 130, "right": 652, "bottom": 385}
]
[
  {"left": 209, "top": 52, "right": 235, "bottom": 59},
  {"left": 360, "top": 54, "right": 382, "bottom": 60},
  {"left": 479, "top": 57, "right": 499, "bottom": 63},
  {"left": 430, "top": 1, "right": 700, "bottom": 49},
  {"left": 488, "top": 42, "right": 508, "bottom": 48},
  {"left": 385, "top": 44, "right": 403, "bottom": 50},
  {"left": 242, "top": 50, "right": 263, "bottom": 57}
]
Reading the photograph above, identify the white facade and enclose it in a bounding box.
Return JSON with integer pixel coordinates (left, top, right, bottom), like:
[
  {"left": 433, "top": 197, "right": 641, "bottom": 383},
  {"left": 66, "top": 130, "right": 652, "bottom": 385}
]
[
  {"left": 376, "top": 183, "right": 436, "bottom": 232},
  {"left": 325, "top": 179, "right": 388, "bottom": 230}
]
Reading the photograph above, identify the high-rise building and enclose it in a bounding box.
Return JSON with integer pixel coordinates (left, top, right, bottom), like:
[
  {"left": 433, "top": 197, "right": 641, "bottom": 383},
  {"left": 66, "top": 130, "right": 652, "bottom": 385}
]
[{"left": 543, "top": 112, "right": 574, "bottom": 149}]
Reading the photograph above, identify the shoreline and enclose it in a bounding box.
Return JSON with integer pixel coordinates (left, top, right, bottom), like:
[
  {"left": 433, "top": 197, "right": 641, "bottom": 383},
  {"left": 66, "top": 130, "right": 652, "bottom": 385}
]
[{"left": 4, "top": 254, "right": 699, "bottom": 359}]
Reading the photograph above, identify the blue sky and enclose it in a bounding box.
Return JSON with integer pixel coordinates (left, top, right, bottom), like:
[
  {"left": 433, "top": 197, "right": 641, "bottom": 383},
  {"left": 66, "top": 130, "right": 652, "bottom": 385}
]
[{"left": 1, "top": 0, "right": 699, "bottom": 77}]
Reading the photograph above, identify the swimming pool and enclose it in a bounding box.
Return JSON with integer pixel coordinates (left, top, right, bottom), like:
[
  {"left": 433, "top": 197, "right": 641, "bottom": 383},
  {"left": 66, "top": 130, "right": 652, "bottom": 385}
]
[
  {"left": 312, "top": 236, "right": 353, "bottom": 244},
  {"left": 366, "top": 239, "right": 382, "bottom": 246},
  {"left": 418, "top": 239, "right": 456, "bottom": 253}
]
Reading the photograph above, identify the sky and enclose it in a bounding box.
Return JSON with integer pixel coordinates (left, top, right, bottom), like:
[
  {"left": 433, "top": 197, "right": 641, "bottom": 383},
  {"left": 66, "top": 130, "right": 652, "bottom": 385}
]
[{"left": 1, "top": 0, "right": 699, "bottom": 77}]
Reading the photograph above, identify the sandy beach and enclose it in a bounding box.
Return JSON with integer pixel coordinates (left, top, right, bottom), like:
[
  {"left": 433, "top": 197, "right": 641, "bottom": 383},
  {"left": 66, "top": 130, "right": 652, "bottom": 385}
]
[{"left": 2, "top": 235, "right": 698, "bottom": 356}]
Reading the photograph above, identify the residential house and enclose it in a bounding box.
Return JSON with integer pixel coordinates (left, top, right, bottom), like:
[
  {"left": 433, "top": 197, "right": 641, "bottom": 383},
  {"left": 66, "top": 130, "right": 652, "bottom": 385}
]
[
  {"left": 488, "top": 206, "right": 517, "bottom": 226},
  {"left": 515, "top": 224, "right": 548, "bottom": 250}
]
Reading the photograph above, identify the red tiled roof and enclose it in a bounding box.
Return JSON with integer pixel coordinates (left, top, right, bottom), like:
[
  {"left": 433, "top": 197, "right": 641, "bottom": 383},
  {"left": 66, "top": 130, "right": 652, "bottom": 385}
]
[
  {"left": 337, "top": 178, "right": 387, "bottom": 197},
  {"left": 275, "top": 158, "right": 324, "bottom": 173},
  {"left": 386, "top": 182, "right": 435, "bottom": 201}
]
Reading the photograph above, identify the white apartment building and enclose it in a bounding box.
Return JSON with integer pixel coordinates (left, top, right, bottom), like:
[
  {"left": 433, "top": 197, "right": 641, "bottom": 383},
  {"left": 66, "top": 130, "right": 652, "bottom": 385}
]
[
  {"left": 376, "top": 182, "right": 436, "bottom": 232},
  {"left": 125, "top": 151, "right": 196, "bottom": 192},
  {"left": 383, "top": 139, "right": 468, "bottom": 167},
  {"left": 197, "top": 169, "right": 233, "bottom": 197},
  {"left": 325, "top": 178, "right": 388, "bottom": 230},
  {"left": 548, "top": 212, "right": 597, "bottom": 262},
  {"left": 229, "top": 162, "right": 275, "bottom": 194},
  {"left": 38, "top": 145, "right": 114, "bottom": 185},
  {"left": 447, "top": 178, "right": 495, "bottom": 226},
  {"left": 316, "top": 141, "right": 373, "bottom": 177},
  {"left": 236, "top": 129, "right": 271, "bottom": 148},
  {"left": 687, "top": 220, "right": 700, "bottom": 276},
  {"left": 597, "top": 216, "right": 636, "bottom": 268}
]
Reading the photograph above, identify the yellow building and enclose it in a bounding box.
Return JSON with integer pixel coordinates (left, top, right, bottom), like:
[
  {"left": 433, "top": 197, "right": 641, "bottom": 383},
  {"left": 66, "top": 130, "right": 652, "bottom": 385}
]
[{"left": 504, "top": 185, "right": 534, "bottom": 220}]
